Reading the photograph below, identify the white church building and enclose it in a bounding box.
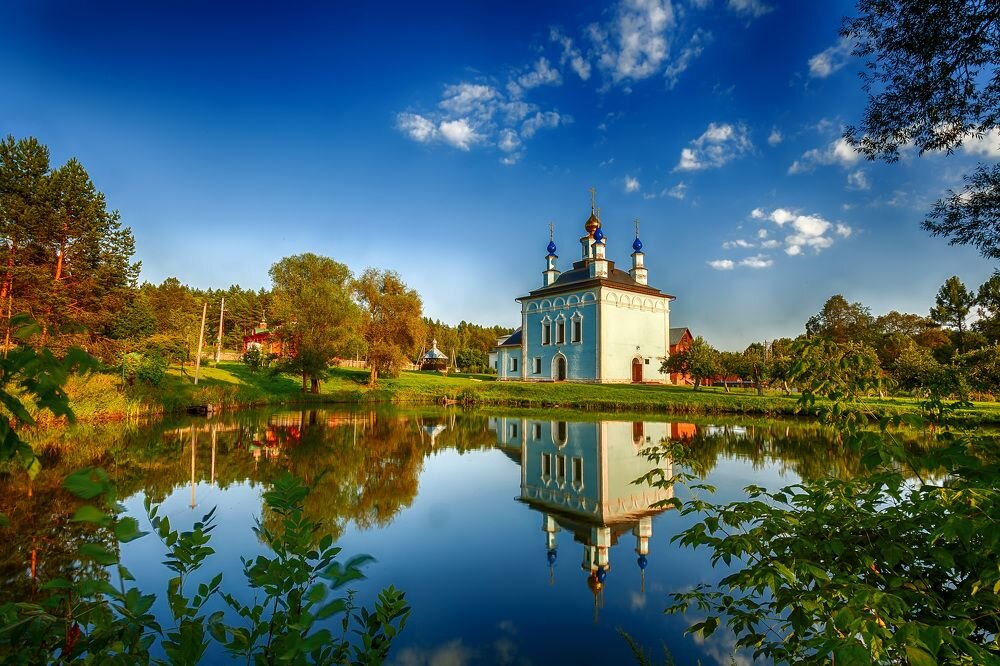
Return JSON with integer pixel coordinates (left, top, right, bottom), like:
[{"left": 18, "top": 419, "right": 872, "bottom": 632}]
[{"left": 494, "top": 197, "right": 675, "bottom": 383}]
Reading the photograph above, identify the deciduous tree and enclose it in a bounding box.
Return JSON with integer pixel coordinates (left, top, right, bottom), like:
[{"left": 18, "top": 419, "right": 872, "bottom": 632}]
[
  {"left": 269, "top": 253, "right": 359, "bottom": 393},
  {"left": 354, "top": 269, "right": 425, "bottom": 384},
  {"left": 843, "top": 0, "right": 1000, "bottom": 257},
  {"left": 662, "top": 336, "right": 719, "bottom": 391}
]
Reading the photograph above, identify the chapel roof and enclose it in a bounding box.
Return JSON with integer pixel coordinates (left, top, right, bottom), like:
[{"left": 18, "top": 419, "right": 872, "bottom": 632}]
[
  {"left": 496, "top": 328, "right": 522, "bottom": 348},
  {"left": 423, "top": 339, "right": 448, "bottom": 360},
  {"left": 669, "top": 327, "right": 692, "bottom": 346},
  {"left": 520, "top": 260, "right": 674, "bottom": 300}
]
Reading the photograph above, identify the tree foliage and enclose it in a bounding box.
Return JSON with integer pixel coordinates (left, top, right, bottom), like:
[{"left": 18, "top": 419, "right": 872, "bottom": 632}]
[
  {"left": 654, "top": 335, "right": 1000, "bottom": 664},
  {"left": 662, "top": 336, "right": 719, "bottom": 390},
  {"left": 843, "top": 0, "right": 1000, "bottom": 257},
  {"left": 930, "top": 275, "right": 975, "bottom": 353},
  {"left": 354, "top": 269, "right": 425, "bottom": 384},
  {"left": 806, "top": 294, "right": 875, "bottom": 344},
  {"left": 0, "top": 136, "right": 140, "bottom": 353},
  {"left": 269, "top": 254, "right": 360, "bottom": 393}
]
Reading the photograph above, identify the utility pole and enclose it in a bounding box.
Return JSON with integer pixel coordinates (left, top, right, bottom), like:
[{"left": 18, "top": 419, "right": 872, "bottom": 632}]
[
  {"left": 194, "top": 302, "right": 208, "bottom": 385},
  {"left": 215, "top": 297, "right": 225, "bottom": 365}
]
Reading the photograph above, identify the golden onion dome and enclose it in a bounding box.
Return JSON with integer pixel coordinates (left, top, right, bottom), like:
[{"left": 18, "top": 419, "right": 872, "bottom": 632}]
[{"left": 585, "top": 212, "right": 600, "bottom": 234}]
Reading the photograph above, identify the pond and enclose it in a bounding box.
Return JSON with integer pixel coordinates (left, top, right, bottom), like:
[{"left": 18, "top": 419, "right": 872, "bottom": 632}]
[{"left": 2, "top": 407, "right": 864, "bottom": 664}]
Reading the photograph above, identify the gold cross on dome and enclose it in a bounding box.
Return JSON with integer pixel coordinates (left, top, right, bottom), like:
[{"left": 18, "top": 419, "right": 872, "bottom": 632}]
[
  {"left": 549, "top": 222, "right": 554, "bottom": 240},
  {"left": 589, "top": 186, "right": 596, "bottom": 212}
]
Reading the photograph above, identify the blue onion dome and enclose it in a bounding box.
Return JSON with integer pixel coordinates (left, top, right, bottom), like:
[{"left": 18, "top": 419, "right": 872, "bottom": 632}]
[
  {"left": 637, "top": 554, "right": 648, "bottom": 570},
  {"left": 632, "top": 237, "right": 643, "bottom": 252},
  {"left": 592, "top": 226, "right": 605, "bottom": 243},
  {"left": 596, "top": 565, "right": 608, "bottom": 583},
  {"left": 547, "top": 240, "right": 557, "bottom": 255},
  {"left": 547, "top": 549, "right": 558, "bottom": 565}
]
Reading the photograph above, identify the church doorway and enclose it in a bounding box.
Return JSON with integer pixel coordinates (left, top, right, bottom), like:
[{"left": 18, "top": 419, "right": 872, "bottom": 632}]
[
  {"left": 555, "top": 356, "right": 567, "bottom": 382},
  {"left": 631, "top": 358, "right": 643, "bottom": 383}
]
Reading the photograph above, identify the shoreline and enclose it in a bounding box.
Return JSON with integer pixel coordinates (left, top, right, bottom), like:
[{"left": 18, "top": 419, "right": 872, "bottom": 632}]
[{"left": 25, "top": 362, "right": 1000, "bottom": 430}]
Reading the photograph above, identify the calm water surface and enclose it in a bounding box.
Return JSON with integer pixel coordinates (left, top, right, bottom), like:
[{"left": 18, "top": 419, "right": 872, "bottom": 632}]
[{"left": 3, "top": 407, "right": 863, "bottom": 665}]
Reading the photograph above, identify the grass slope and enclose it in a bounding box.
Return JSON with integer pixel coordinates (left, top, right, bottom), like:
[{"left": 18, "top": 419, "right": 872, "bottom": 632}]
[{"left": 35, "top": 362, "right": 1000, "bottom": 426}]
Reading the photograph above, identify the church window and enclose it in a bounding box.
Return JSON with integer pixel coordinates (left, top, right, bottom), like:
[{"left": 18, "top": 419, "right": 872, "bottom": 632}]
[
  {"left": 541, "top": 453, "right": 552, "bottom": 480},
  {"left": 533, "top": 357, "right": 541, "bottom": 374},
  {"left": 509, "top": 423, "right": 518, "bottom": 439},
  {"left": 556, "top": 455, "right": 567, "bottom": 484},
  {"left": 572, "top": 457, "right": 584, "bottom": 489},
  {"left": 555, "top": 318, "right": 566, "bottom": 345},
  {"left": 541, "top": 318, "right": 552, "bottom": 345},
  {"left": 554, "top": 421, "right": 568, "bottom": 446},
  {"left": 532, "top": 423, "right": 542, "bottom": 439},
  {"left": 509, "top": 356, "right": 518, "bottom": 372},
  {"left": 571, "top": 315, "right": 582, "bottom": 343}
]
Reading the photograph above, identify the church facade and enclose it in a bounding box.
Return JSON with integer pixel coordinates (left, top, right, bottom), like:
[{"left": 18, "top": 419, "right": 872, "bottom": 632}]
[{"left": 495, "top": 199, "right": 675, "bottom": 383}]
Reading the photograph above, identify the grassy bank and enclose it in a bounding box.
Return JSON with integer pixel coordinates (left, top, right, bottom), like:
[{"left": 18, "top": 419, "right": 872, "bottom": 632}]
[{"left": 27, "top": 362, "right": 1000, "bottom": 427}]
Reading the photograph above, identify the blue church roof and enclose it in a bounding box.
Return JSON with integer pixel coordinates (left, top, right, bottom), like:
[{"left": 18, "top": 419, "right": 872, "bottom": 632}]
[{"left": 497, "top": 328, "right": 522, "bottom": 348}]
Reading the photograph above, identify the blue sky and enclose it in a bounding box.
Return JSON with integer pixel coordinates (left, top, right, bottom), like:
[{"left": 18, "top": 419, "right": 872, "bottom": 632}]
[{"left": 2, "top": 0, "right": 997, "bottom": 349}]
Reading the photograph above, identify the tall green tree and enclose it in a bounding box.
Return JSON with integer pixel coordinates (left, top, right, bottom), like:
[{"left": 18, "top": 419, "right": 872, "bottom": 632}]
[
  {"left": 975, "top": 270, "right": 1000, "bottom": 343},
  {"left": 805, "top": 294, "right": 875, "bottom": 344},
  {"left": 354, "top": 269, "right": 425, "bottom": 384},
  {"left": 843, "top": 0, "right": 1000, "bottom": 257},
  {"left": 0, "top": 137, "right": 52, "bottom": 350},
  {"left": 662, "top": 336, "right": 720, "bottom": 391},
  {"left": 269, "top": 254, "right": 359, "bottom": 393},
  {"left": 0, "top": 137, "right": 139, "bottom": 355},
  {"left": 930, "top": 275, "right": 975, "bottom": 353}
]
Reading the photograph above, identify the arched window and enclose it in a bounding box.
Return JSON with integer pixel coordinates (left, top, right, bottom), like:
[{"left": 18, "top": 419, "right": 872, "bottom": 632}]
[
  {"left": 555, "top": 315, "right": 566, "bottom": 345},
  {"left": 553, "top": 421, "right": 568, "bottom": 446},
  {"left": 571, "top": 312, "right": 583, "bottom": 344},
  {"left": 541, "top": 316, "right": 552, "bottom": 346}
]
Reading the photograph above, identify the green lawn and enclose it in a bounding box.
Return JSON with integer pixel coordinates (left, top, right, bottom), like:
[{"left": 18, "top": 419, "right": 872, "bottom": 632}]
[{"left": 43, "top": 361, "right": 1000, "bottom": 426}]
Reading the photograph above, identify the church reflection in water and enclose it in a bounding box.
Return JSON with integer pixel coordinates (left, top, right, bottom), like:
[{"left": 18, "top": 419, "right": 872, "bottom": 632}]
[{"left": 490, "top": 417, "right": 686, "bottom": 618}]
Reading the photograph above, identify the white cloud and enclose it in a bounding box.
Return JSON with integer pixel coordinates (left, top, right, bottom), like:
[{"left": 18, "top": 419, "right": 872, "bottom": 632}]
[
  {"left": 847, "top": 169, "right": 870, "bottom": 190},
  {"left": 789, "top": 137, "right": 861, "bottom": 173},
  {"left": 664, "top": 28, "right": 710, "bottom": 89},
  {"left": 551, "top": 28, "right": 591, "bottom": 80},
  {"left": 589, "top": 0, "right": 675, "bottom": 84},
  {"left": 396, "top": 113, "right": 437, "bottom": 143},
  {"left": 756, "top": 228, "right": 768, "bottom": 239},
  {"left": 675, "top": 122, "right": 753, "bottom": 171},
  {"left": 760, "top": 239, "right": 781, "bottom": 248},
  {"left": 498, "top": 129, "right": 520, "bottom": 153},
  {"left": 439, "top": 83, "right": 498, "bottom": 116},
  {"left": 962, "top": 128, "right": 1000, "bottom": 158},
  {"left": 438, "top": 119, "right": 481, "bottom": 151},
  {"left": 625, "top": 175, "right": 641, "bottom": 192},
  {"left": 722, "top": 239, "right": 754, "bottom": 249},
  {"left": 664, "top": 182, "right": 687, "bottom": 199},
  {"left": 397, "top": 73, "right": 565, "bottom": 159},
  {"left": 517, "top": 57, "right": 562, "bottom": 90},
  {"left": 752, "top": 206, "right": 852, "bottom": 256},
  {"left": 740, "top": 254, "right": 773, "bottom": 268},
  {"left": 767, "top": 128, "right": 783, "bottom": 146},
  {"left": 521, "top": 111, "right": 565, "bottom": 138},
  {"left": 808, "top": 36, "right": 854, "bottom": 79},
  {"left": 708, "top": 259, "right": 735, "bottom": 270},
  {"left": 727, "top": 0, "right": 772, "bottom": 18}
]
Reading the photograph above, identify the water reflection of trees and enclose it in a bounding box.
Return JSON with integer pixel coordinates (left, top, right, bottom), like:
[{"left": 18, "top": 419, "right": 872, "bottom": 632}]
[
  {"left": 2, "top": 409, "right": 898, "bottom": 605},
  {"left": 0, "top": 408, "right": 502, "bottom": 598}
]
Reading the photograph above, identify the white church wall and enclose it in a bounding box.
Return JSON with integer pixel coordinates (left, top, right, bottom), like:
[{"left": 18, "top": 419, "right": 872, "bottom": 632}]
[{"left": 598, "top": 287, "right": 670, "bottom": 383}]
